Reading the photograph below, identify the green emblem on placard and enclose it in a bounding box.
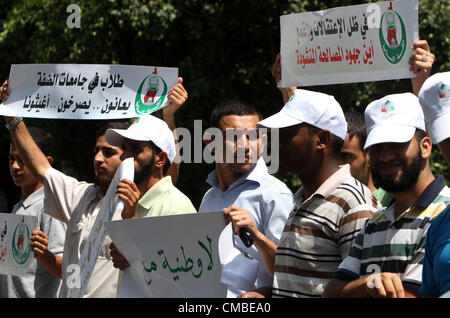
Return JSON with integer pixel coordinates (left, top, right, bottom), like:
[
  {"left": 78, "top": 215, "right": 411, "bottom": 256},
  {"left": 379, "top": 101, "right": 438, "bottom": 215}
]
[
  {"left": 12, "top": 218, "right": 31, "bottom": 265},
  {"left": 379, "top": 2, "right": 407, "bottom": 65},
  {"left": 135, "top": 67, "right": 168, "bottom": 114}
]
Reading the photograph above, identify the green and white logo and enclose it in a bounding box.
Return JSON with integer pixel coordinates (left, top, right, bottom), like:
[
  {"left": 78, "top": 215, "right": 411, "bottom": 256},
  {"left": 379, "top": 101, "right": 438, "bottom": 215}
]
[
  {"left": 12, "top": 219, "right": 31, "bottom": 265},
  {"left": 135, "top": 67, "right": 168, "bottom": 115},
  {"left": 379, "top": 2, "right": 407, "bottom": 64}
]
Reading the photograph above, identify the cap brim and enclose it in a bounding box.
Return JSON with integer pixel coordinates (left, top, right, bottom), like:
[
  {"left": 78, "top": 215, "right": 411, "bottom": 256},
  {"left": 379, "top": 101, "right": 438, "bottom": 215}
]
[
  {"left": 257, "top": 111, "right": 302, "bottom": 129},
  {"left": 364, "top": 124, "right": 417, "bottom": 149},
  {"left": 105, "top": 128, "right": 148, "bottom": 147},
  {"left": 427, "top": 112, "right": 450, "bottom": 144}
]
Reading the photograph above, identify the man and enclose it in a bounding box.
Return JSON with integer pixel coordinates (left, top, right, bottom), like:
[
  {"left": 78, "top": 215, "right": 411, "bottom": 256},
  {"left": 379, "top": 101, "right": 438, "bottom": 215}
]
[
  {"left": 1, "top": 78, "right": 188, "bottom": 297},
  {"left": 241, "top": 89, "right": 378, "bottom": 298},
  {"left": 198, "top": 100, "right": 293, "bottom": 297},
  {"left": 323, "top": 92, "right": 450, "bottom": 298},
  {"left": 342, "top": 111, "right": 394, "bottom": 207},
  {"left": 0, "top": 127, "right": 66, "bottom": 298},
  {"left": 106, "top": 115, "right": 196, "bottom": 273},
  {"left": 418, "top": 71, "right": 450, "bottom": 297}
]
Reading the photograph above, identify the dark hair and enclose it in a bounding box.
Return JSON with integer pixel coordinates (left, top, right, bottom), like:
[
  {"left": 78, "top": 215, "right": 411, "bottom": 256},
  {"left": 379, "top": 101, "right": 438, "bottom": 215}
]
[
  {"left": 27, "top": 127, "right": 53, "bottom": 157},
  {"left": 414, "top": 129, "right": 428, "bottom": 144},
  {"left": 95, "top": 121, "right": 131, "bottom": 139},
  {"left": 209, "top": 100, "right": 263, "bottom": 128},
  {"left": 149, "top": 141, "right": 171, "bottom": 175},
  {"left": 344, "top": 111, "right": 367, "bottom": 151}
]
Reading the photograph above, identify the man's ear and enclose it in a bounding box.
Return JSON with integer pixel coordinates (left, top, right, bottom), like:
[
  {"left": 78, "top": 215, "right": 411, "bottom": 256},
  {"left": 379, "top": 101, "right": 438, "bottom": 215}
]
[
  {"left": 420, "top": 136, "right": 433, "bottom": 159},
  {"left": 316, "top": 130, "right": 332, "bottom": 150},
  {"left": 155, "top": 152, "right": 168, "bottom": 169},
  {"left": 46, "top": 156, "right": 54, "bottom": 166}
]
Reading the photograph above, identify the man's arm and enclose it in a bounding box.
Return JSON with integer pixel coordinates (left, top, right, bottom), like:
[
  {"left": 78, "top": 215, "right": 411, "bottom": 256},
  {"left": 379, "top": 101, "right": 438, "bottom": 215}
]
[
  {"left": 238, "top": 286, "right": 272, "bottom": 298},
  {"left": 324, "top": 273, "right": 416, "bottom": 298},
  {"left": 223, "top": 205, "right": 277, "bottom": 276},
  {"left": 272, "top": 53, "right": 296, "bottom": 104},
  {"left": 1, "top": 80, "right": 50, "bottom": 181},
  {"left": 163, "top": 77, "right": 188, "bottom": 185}
]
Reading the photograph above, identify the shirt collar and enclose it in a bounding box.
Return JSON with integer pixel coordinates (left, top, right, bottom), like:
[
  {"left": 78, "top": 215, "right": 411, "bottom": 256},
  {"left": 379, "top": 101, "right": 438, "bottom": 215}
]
[
  {"left": 295, "top": 164, "right": 352, "bottom": 202},
  {"left": 22, "top": 187, "right": 44, "bottom": 208},
  {"left": 138, "top": 176, "right": 173, "bottom": 209},
  {"left": 206, "top": 157, "right": 267, "bottom": 189},
  {"left": 412, "top": 175, "right": 445, "bottom": 208}
]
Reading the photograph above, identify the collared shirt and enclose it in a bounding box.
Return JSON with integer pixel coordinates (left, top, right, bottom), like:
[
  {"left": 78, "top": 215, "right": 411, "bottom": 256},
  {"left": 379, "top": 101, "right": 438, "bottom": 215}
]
[
  {"left": 43, "top": 167, "right": 121, "bottom": 298},
  {"left": 137, "top": 176, "right": 197, "bottom": 218},
  {"left": 0, "top": 187, "right": 66, "bottom": 298},
  {"left": 199, "top": 158, "right": 294, "bottom": 297},
  {"left": 420, "top": 206, "right": 450, "bottom": 297},
  {"left": 336, "top": 176, "right": 450, "bottom": 294},
  {"left": 272, "top": 165, "right": 379, "bottom": 298}
]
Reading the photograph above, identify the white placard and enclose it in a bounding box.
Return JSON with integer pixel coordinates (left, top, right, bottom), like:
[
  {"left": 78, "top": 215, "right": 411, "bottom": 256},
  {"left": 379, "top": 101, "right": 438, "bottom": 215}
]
[
  {"left": 280, "top": 0, "right": 419, "bottom": 87},
  {"left": 0, "top": 64, "right": 178, "bottom": 119},
  {"left": 66, "top": 157, "right": 134, "bottom": 298},
  {"left": 104, "top": 211, "right": 228, "bottom": 298},
  {"left": 0, "top": 213, "right": 37, "bottom": 276}
]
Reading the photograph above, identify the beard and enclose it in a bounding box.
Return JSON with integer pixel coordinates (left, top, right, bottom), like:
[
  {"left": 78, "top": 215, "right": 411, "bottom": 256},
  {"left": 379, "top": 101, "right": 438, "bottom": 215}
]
[
  {"left": 134, "top": 155, "right": 155, "bottom": 184},
  {"left": 371, "top": 146, "right": 425, "bottom": 193}
]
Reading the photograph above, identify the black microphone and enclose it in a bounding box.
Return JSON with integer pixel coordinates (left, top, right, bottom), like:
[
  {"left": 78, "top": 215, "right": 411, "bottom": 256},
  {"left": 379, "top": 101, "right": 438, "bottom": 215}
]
[{"left": 239, "top": 228, "right": 253, "bottom": 248}]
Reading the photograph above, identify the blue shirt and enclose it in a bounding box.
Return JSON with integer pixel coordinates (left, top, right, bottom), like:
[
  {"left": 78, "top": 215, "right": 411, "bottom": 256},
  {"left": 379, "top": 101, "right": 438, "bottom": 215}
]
[
  {"left": 199, "top": 158, "right": 294, "bottom": 296},
  {"left": 421, "top": 206, "right": 450, "bottom": 296}
]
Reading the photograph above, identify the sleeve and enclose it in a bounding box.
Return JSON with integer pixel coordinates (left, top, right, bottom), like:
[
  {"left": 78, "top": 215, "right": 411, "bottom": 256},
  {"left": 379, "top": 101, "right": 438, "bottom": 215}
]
[
  {"left": 338, "top": 203, "right": 375, "bottom": 259},
  {"left": 263, "top": 192, "right": 293, "bottom": 245},
  {"left": 419, "top": 230, "right": 439, "bottom": 296},
  {"left": 334, "top": 225, "right": 366, "bottom": 281},
  {"left": 43, "top": 167, "right": 90, "bottom": 223},
  {"left": 401, "top": 231, "right": 429, "bottom": 294}
]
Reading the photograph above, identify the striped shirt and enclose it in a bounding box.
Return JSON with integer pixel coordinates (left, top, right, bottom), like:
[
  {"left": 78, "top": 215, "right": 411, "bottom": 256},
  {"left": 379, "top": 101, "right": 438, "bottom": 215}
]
[
  {"left": 335, "top": 176, "right": 450, "bottom": 294},
  {"left": 272, "top": 165, "right": 380, "bottom": 298}
]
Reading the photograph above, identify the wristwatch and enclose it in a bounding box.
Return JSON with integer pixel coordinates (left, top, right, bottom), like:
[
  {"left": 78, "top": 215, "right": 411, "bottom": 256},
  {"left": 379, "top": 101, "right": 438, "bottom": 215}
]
[{"left": 5, "top": 117, "right": 23, "bottom": 130}]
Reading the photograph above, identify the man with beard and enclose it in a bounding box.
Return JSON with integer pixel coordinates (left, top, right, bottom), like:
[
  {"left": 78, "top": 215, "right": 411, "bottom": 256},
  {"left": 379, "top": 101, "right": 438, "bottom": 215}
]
[
  {"left": 239, "top": 89, "right": 378, "bottom": 298},
  {"left": 323, "top": 92, "right": 450, "bottom": 298},
  {"left": 106, "top": 115, "right": 196, "bottom": 272},
  {"left": 199, "top": 100, "right": 293, "bottom": 297}
]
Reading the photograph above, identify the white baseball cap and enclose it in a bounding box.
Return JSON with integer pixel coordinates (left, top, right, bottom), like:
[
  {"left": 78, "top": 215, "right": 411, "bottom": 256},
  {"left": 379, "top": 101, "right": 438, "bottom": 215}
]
[
  {"left": 257, "top": 89, "right": 347, "bottom": 140},
  {"left": 105, "top": 115, "right": 176, "bottom": 163},
  {"left": 364, "top": 93, "right": 425, "bottom": 149},
  {"left": 418, "top": 72, "right": 450, "bottom": 144}
]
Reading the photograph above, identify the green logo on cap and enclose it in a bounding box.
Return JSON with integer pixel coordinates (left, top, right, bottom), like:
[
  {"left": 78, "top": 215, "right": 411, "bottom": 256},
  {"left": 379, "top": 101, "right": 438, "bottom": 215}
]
[
  {"left": 379, "top": 2, "right": 407, "bottom": 65},
  {"left": 135, "top": 67, "right": 168, "bottom": 115}
]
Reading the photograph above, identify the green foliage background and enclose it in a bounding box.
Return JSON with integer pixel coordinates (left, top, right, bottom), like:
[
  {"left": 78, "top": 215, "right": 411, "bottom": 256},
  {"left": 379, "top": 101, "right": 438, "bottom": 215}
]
[{"left": 0, "top": 0, "right": 449, "bottom": 211}]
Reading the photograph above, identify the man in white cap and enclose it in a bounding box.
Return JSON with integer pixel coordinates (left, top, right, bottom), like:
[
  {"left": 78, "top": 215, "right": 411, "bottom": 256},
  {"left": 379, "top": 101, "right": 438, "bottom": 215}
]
[
  {"left": 106, "top": 115, "right": 197, "bottom": 270},
  {"left": 324, "top": 92, "right": 450, "bottom": 298},
  {"left": 418, "top": 71, "right": 450, "bottom": 297},
  {"left": 240, "top": 89, "right": 378, "bottom": 298}
]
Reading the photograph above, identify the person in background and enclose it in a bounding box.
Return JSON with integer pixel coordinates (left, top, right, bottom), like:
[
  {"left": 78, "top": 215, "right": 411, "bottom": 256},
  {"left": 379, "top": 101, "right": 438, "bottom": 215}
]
[{"left": 0, "top": 126, "right": 66, "bottom": 298}]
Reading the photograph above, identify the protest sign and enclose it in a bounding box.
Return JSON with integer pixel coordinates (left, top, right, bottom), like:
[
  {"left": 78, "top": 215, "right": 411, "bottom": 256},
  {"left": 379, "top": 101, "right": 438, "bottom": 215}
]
[
  {"left": 0, "top": 64, "right": 178, "bottom": 119},
  {"left": 66, "top": 157, "right": 134, "bottom": 298},
  {"left": 104, "top": 211, "right": 227, "bottom": 298},
  {"left": 279, "top": 0, "right": 419, "bottom": 87},
  {"left": 0, "top": 214, "right": 37, "bottom": 276}
]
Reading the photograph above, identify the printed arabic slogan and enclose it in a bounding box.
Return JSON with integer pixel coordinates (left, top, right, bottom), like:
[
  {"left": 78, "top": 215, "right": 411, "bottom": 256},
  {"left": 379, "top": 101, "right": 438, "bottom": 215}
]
[
  {"left": 279, "top": 0, "right": 418, "bottom": 87},
  {"left": 104, "top": 212, "right": 227, "bottom": 298},
  {"left": 0, "top": 64, "right": 178, "bottom": 119},
  {"left": 0, "top": 214, "right": 37, "bottom": 276}
]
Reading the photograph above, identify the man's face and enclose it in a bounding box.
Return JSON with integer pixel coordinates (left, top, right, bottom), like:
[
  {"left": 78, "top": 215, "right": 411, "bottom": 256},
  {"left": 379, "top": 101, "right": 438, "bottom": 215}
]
[
  {"left": 369, "top": 137, "right": 425, "bottom": 193},
  {"left": 9, "top": 143, "right": 39, "bottom": 189},
  {"left": 341, "top": 134, "right": 371, "bottom": 185},
  {"left": 120, "top": 139, "right": 156, "bottom": 184},
  {"left": 93, "top": 135, "right": 123, "bottom": 189},
  {"left": 278, "top": 123, "right": 313, "bottom": 174},
  {"left": 217, "top": 114, "right": 263, "bottom": 174}
]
